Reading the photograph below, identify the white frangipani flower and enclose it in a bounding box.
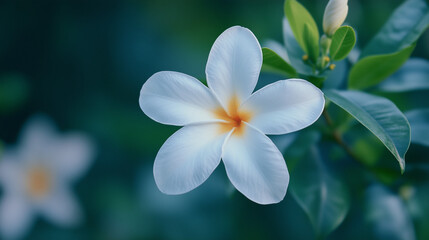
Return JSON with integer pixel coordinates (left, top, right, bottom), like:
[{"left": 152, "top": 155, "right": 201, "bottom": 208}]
[
  {"left": 0, "top": 116, "right": 94, "bottom": 239},
  {"left": 139, "top": 26, "right": 325, "bottom": 204},
  {"left": 323, "top": 0, "right": 349, "bottom": 36}
]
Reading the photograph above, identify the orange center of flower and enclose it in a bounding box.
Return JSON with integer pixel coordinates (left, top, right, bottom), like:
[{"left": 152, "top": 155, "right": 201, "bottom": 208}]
[
  {"left": 26, "top": 166, "right": 51, "bottom": 198},
  {"left": 214, "top": 95, "right": 252, "bottom": 136}
]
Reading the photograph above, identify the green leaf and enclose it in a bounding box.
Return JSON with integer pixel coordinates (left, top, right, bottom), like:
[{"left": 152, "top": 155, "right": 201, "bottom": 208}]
[
  {"left": 303, "top": 23, "right": 319, "bottom": 63},
  {"left": 264, "top": 40, "right": 290, "bottom": 63},
  {"left": 353, "top": 135, "right": 385, "bottom": 167},
  {"left": 360, "top": 0, "right": 429, "bottom": 58},
  {"left": 325, "top": 90, "right": 411, "bottom": 173},
  {"left": 330, "top": 26, "right": 356, "bottom": 61},
  {"left": 307, "top": 75, "right": 326, "bottom": 89},
  {"left": 405, "top": 109, "right": 429, "bottom": 147},
  {"left": 348, "top": 44, "right": 415, "bottom": 90},
  {"left": 261, "top": 47, "right": 297, "bottom": 77},
  {"left": 365, "top": 184, "right": 416, "bottom": 240},
  {"left": 287, "top": 135, "right": 350, "bottom": 239},
  {"left": 284, "top": 0, "right": 319, "bottom": 60},
  {"left": 282, "top": 18, "right": 312, "bottom": 75},
  {"left": 377, "top": 58, "right": 429, "bottom": 92}
]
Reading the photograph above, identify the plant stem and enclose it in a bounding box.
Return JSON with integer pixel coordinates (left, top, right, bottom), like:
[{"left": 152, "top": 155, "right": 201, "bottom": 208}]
[
  {"left": 322, "top": 108, "right": 382, "bottom": 181},
  {"left": 322, "top": 109, "right": 361, "bottom": 163}
]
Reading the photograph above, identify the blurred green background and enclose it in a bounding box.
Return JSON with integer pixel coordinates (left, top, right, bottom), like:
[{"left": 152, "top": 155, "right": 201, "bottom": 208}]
[{"left": 0, "top": 0, "right": 428, "bottom": 239}]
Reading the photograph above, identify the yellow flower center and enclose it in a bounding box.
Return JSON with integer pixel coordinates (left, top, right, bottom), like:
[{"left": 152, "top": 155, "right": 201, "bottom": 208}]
[
  {"left": 214, "top": 95, "right": 252, "bottom": 136},
  {"left": 26, "top": 166, "right": 51, "bottom": 198}
]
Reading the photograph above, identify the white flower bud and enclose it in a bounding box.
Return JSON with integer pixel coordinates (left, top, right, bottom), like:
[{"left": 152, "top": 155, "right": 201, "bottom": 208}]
[{"left": 323, "top": 0, "right": 349, "bottom": 36}]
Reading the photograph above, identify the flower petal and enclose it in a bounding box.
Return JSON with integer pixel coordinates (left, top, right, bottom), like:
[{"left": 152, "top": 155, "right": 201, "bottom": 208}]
[
  {"left": 222, "top": 123, "right": 289, "bottom": 204},
  {"left": 50, "top": 133, "right": 94, "bottom": 182},
  {"left": 206, "top": 26, "right": 262, "bottom": 111},
  {"left": 154, "top": 123, "right": 231, "bottom": 194},
  {"left": 0, "top": 154, "right": 25, "bottom": 195},
  {"left": 240, "top": 79, "right": 325, "bottom": 135},
  {"left": 140, "top": 71, "right": 222, "bottom": 126},
  {"left": 38, "top": 187, "right": 82, "bottom": 227},
  {"left": 0, "top": 194, "right": 33, "bottom": 240},
  {"left": 18, "top": 115, "right": 57, "bottom": 162}
]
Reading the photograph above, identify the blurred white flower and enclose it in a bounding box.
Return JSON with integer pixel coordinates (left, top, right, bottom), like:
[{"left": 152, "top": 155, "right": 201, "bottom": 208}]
[
  {"left": 139, "top": 26, "right": 324, "bottom": 205},
  {"left": 0, "top": 116, "right": 94, "bottom": 239},
  {"left": 323, "top": 0, "right": 349, "bottom": 36}
]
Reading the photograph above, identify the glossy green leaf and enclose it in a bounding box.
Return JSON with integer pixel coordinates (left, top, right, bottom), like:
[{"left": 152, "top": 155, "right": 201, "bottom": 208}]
[
  {"left": 307, "top": 75, "right": 326, "bottom": 89},
  {"left": 287, "top": 134, "right": 350, "bottom": 239},
  {"left": 264, "top": 40, "right": 290, "bottom": 63},
  {"left": 261, "top": 47, "right": 297, "bottom": 77},
  {"left": 330, "top": 26, "right": 356, "bottom": 61},
  {"left": 348, "top": 44, "right": 415, "bottom": 90},
  {"left": 325, "top": 90, "right": 411, "bottom": 173},
  {"left": 303, "top": 23, "right": 319, "bottom": 63},
  {"left": 405, "top": 109, "right": 429, "bottom": 147},
  {"left": 284, "top": 0, "right": 319, "bottom": 60},
  {"left": 360, "top": 0, "right": 429, "bottom": 58},
  {"left": 378, "top": 58, "right": 429, "bottom": 92},
  {"left": 365, "top": 185, "right": 416, "bottom": 240},
  {"left": 282, "top": 18, "right": 313, "bottom": 75}
]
